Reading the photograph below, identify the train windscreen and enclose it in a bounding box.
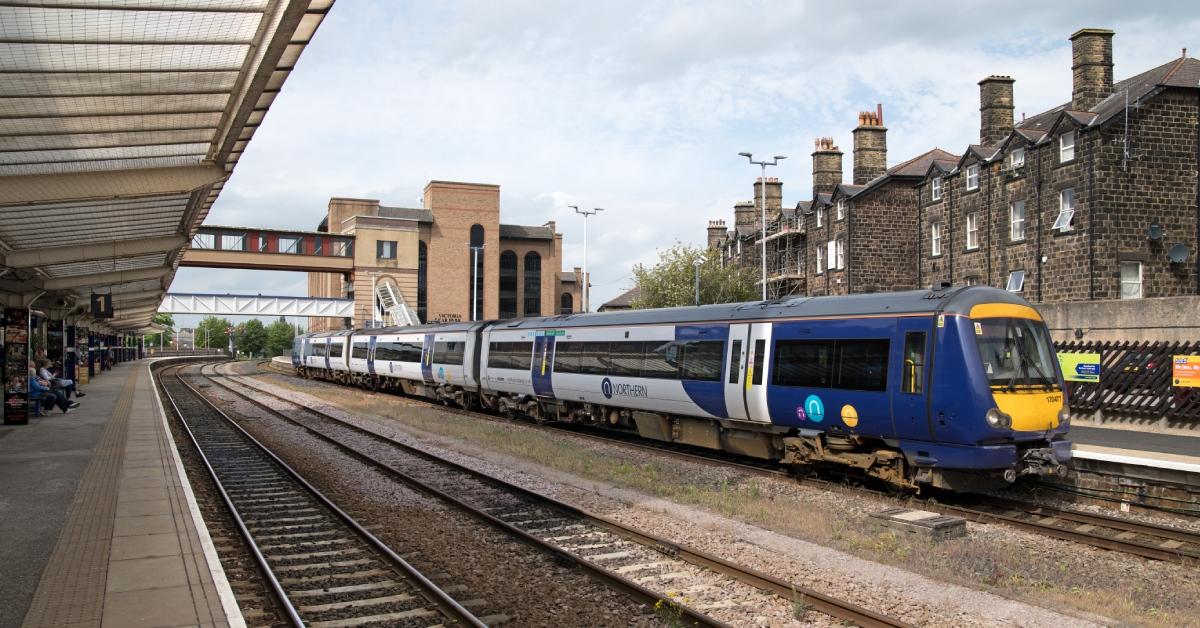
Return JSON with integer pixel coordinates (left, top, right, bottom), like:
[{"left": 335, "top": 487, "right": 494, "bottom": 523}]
[{"left": 974, "top": 318, "right": 1058, "bottom": 390}]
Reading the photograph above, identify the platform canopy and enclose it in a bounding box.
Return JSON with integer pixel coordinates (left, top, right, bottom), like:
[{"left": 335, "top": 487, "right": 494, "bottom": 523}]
[{"left": 0, "top": 0, "right": 333, "bottom": 330}]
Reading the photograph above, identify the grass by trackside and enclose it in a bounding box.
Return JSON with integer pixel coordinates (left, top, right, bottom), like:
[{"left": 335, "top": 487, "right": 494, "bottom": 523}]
[{"left": 257, "top": 372, "right": 1198, "bottom": 627}]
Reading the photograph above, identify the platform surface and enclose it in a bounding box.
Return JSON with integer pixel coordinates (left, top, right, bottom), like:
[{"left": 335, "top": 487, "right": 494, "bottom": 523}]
[
  {"left": 1070, "top": 424, "right": 1200, "bottom": 470},
  {"left": 0, "top": 360, "right": 239, "bottom": 628}
]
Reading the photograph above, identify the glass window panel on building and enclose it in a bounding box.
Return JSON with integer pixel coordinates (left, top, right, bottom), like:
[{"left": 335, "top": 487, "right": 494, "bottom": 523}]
[
  {"left": 931, "top": 177, "right": 943, "bottom": 201},
  {"left": 1009, "top": 148, "right": 1024, "bottom": 169},
  {"left": 220, "top": 233, "right": 245, "bottom": 251},
  {"left": 1007, "top": 270, "right": 1025, "bottom": 292},
  {"left": 931, "top": 222, "right": 942, "bottom": 256},
  {"left": 1060, "top": 131, "right": 1075, "bottom": 162},
  {"left": 1054, "top": 188, "right": 1075, "bottom": 232},
  {"left": 966, "top": 213, "right": 979, "bottom": 249},
  {"left": 523, "top": 251, "right": 541, "bottom": 316},
  {"left": 966, "top": 164, "right": 979, "bottom": 190},
  {"left": 1120, "top": 261, "right": 1143, "bottom": 299},
  {"left": 499, "top": 251, "right": 518, "bottom": 319},
  {"left": 1010, "top": 201, "right": 1025, "bottom": 241},
  {"left": 469, "top": 225, "right": 484, "bottom": 320}
]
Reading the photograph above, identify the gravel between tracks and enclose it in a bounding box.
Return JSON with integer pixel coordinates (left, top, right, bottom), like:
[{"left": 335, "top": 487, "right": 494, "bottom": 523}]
[
  {"left": 196, "top": 367, "right": 668, "bottom": 627},
  {"left": 241, "top": 364, "right": 1174, "bottom": 627}
]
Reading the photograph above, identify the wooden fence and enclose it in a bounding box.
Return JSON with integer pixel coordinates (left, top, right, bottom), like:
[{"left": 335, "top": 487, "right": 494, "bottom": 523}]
[{"left": 1055, "top": 341, "right": 1200, "bottom": 421}]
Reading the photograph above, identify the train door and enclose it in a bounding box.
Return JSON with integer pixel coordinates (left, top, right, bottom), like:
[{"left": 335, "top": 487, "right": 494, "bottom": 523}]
[
  {"left": 367, "top": 336, "right": 377, "bottom": 375},
  {"left": 723, "top": 323, "right": 751, "bottom": 420},
  {"left": 531, "top": 334, "right": 555, "bottom": 397},
  {"left": 891, "top": 317, "right": 933, "bottom": 440},
  {"left": 743, "top": 322, "right": 773, "bottom": 422}
]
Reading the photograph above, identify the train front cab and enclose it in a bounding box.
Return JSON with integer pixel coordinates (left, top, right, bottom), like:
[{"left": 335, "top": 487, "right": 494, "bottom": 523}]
[{"left": 907, "top": 301, "right": 1071, "bottom": 490}]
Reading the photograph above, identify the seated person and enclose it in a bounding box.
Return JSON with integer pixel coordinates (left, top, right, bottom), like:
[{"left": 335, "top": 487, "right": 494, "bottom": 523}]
[
  {"left": 28, "top": 362, "right": 75, "bottom": 414},
  {"left": 38, "top": 359, "right": 84, "bottom": 398}
]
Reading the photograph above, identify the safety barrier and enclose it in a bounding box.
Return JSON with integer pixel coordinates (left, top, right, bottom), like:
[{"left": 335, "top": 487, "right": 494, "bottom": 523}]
[{"left": 1055, "top": 341, "right": 1200, "bottom": 421}]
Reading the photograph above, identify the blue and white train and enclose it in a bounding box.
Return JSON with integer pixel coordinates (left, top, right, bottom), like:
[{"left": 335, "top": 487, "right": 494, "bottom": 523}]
[{"left": 293, "top": 286, "right": 1072, "bottom": 491}]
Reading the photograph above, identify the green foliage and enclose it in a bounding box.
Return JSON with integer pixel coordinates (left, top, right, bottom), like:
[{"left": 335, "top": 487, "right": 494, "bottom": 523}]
[
  {"left": 631, "top": 243, "right": 758, "bottom": 309},
  {"left": 264, "top": 317, "right": 297, "bottom": 357},
  {"left": 235, "top": 319, "right": 268, "bottom": 357},
  {"left": 144, "top": 313, "right": 175, "bottom": 347},
  {"left": 195, "top": 316, "right": 233, "bottom": 350}
]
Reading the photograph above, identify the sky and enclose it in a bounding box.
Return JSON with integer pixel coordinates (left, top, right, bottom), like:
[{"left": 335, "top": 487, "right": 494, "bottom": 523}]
[{"left": 170, "top": 0, "right": 1199, "bottom": 328}]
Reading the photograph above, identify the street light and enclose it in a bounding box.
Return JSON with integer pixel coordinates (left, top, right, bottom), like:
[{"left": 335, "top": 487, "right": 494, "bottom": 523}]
[
  {"left": 570, "top": 206, "right": 604, "bottom": 312},
  {"left": 469, "top": 243, "right": 485, "bottom": 321},
  {"left": 693, "top": 259, "right": 703, "bottom": 306},
  {"left": 738, "top": 152, "right": 787, "bottom": 301}
]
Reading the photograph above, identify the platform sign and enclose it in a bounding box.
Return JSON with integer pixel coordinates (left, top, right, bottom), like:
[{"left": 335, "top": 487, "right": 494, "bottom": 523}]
[
  {"left": 1058, "top": 352, "right": 1101, "bottom": 383},
  {"left": 1173, "top": 355, "right": 1200, "bottom": 388}
]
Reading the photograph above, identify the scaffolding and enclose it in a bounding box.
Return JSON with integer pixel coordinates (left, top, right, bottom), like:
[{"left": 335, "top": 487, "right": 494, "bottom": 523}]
[{"left": 720, "top": 209, "right": 807, "bottom": 300}]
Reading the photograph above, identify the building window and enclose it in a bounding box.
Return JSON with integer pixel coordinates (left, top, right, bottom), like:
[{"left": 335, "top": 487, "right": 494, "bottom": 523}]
[
  {"left": 966, "top": 164, "right": 979, "bottom": 191},
  {"left": 1120, "top": 261, "right": 1143, "bottom": 299},
  {"left": 1053, "top": 188, "right": 1075, "bottom": 232},
  {"left": 1010, "top": 201, "right": 1025, "bottom": 241},
  {"left": 192, "top": 232, "right": 214, "bottom": 249},
  {"left": 1060, "top": 131, "right": 1075, "bottom": 162},
  {"left": 560, "top": 293, "right": 573, "bottom": 314},
  {"left": 1009, "top": 147, "right": 1025, "bottom": 169},
  {"left": 499, "top": 251, "right": 518, "bottom": 319},
  {"left": 258, "top": 236, "right": 269, "bottom": 252},
  {"left": 376, "top": 240, "right": 396, "bottom": 259},
  {"left": 966, "top": 212, "right": 979, "bottom": 250},
  {"left": 931, "top": 177, "right": 943, "bottom": 201},
  {"left": 815, "top": 247, "right": 824, "bottom": 274},
  {"left": 1006, "top": 270, "right": 1025, "bottom": 292},
  {"left": 220, "top": 233, "right": 245, "bottom": 251},
  {"left": 965, "top": 275, "right": 981, "bottom": 286},
  {"left": 931, "top": 222, "right": 942, "bottom": 256},
  {"left": 417, "top": 241, "right": 427, "bottom": 322},
  {"left": 523, "top": 251, "right": 541, "bottom": 316},
  {"left": 278, "top": 236, "right": 301, "bottom": 254},
  {"left": 333, "top": 240, "right": 351, "bottom": 257},
  {"left": 836, "top": 200, "right": 845, "bottom": 220},
  {"left": 816, "top": 207, "right": 824, "bottom": 228},
  {"left": 827, "top": 240, "right": 836, "bottom": 272},
  {"left": 469, "top": 225, "right": 484, "bottom": 319},
  {"left": 835, "top": 238, "right": 845, "bottom": 270}
]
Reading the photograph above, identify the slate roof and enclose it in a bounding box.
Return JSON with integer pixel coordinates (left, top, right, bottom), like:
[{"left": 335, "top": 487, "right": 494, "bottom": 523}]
[
  {"left": 378, "top": 206, "right": 434, "bottom": 222},
  {"left": 599, "top": 286, "right": 641, "bottom": 311},
  {"left": 499, "top": 224, "right": 555, "bottom": 240},
  {"left": 844, "top": 148, "right": 960, "bottom": 198}
]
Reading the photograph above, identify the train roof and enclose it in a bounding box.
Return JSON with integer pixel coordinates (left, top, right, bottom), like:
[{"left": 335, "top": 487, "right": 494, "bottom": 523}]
[{"left": 494, "top": 286, "right": 1033, "bottom": 329}]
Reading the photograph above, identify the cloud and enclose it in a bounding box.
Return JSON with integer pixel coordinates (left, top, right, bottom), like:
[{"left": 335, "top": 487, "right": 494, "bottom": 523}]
[{"left": 177, "top": 0, "right": 1200, "bottom": 310}]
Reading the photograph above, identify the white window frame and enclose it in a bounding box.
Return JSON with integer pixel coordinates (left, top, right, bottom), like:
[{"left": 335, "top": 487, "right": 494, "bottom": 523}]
[
  {"left": 1120, "top": 261, "right": 1143, "bottom": 299},
  {"left": 1009, "top": 147, "right": 1025, "bottom": 169},
  {"left": 815, "top": 247, "right": 824, "bottom": 274},
  {"left": 836, "top": 199, "right": 845, "bottom": 220},
  {"left": 191, "top": 232, "right": 214, "bottom": 249},
  {"left": 827, "top": 240, "right": 837, "bottom": 271},
  {"left": 220, "top": 233, "right": 245, "bottom": 251},
  {"left": 1059, "top": 130, "right": 1075, "bottom": 162},
  {"left": 377, "top": 240, "right": 397, "bottom": 260},
  {"left": 966, "top": 212, "right": 979, "bottom": 250},
  {"left": 278, "top": 236, "right": 301, "bottom": 254},
  {"left": 835, "top": 238, "right": 845, "bottom": 269},
  {"left": 816, "top": 207, "right": 824, "bottom": 228},
  {"left": 1006, "top": 270, "right": 1026, "bottom": 292},
  {"left": 966, "top": 164, "right": 980, "bottom": 191},
  {"left": 1053, "top": 188, "right": 1076, "bottom": 232},
  {"left": 1010, "top": 201, "right": 1025, "bottom": 242},
  {"left": 931, "top": 222, "right": 942, "bottom": 256},
  {"left": 931, "top": 177, "right": 943, "bottom": 201}
]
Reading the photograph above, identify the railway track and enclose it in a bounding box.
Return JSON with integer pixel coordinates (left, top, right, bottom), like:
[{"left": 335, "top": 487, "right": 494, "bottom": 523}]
[
  {"left": 257, "top": 358, "right": 1200, "bottom": 566},
  {"left": 218, "top": 362, "right": 912, "bottom": 628},
  {"left": 157, "top": 364, "right": 488, "bottom": 627}
]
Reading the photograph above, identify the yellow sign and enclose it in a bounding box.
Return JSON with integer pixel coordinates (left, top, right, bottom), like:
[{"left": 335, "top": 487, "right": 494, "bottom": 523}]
[
  {"left": 1058, "top": 352, "right": 1100, "bottom": 383},
  {"left": 1173, "top": 355, "right": 1200, "bottom": 388},
  {"left": 841, "top": 404, "right": 859, "bottom": 428}
]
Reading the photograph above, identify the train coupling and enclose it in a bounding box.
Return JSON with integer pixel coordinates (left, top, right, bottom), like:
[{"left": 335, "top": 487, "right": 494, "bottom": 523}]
[{"left": 1011, "top": 442, "right": 1072, "bottom": 481}]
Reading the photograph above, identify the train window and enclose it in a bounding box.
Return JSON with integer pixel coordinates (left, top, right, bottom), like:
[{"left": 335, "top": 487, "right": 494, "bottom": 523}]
[
  {"left": 642, "top": 341, "right": 680, "bottom": 379},
  {"left": 375, "top": 342, "right": 398, "bottom": 362},
  {"left": 488, "top": 342, "right": 512, "bottom": 369},
  {"left": 903, "top": 332, "right": 926, "bottom": 394},
  {"left": 727, "top": 340, "right": 742, "bottom": 384},
  {"left": 311, "top": 342, "right": 326, "bottom": 357},
  {"left": 402, "top": 342, "right": 423, "bottom": 362},
  {"left": 351, "top": 342, "right": 369, "bottom": 360},
  {"left": 434, "top": 341, "right": 465, "bottom": 365},
  {"left": 329, "top": 342, "right": 343, "bottom": 358},
  {"left": 511, "top": 342, "right": 533, "bottom": 370},
  {"left": 579, "top": 342, "right": 610, "bottom": 375},
  {"left": 773, "top": 340, "right": 834, "bottom": 387},
  {"left": 751, "top": 340, "right": 765, "bottom": 385},
  {"left": 609, "top": 341, "right": 644, "bottom": 377},
  {"left": 553, "top": 342, "right": 581, "bottom": 374},
  {"left": 680, "top": 341, "right": 724, "bottom": 382},
  {"left": 835, "top": 340, "right": 889, "bottom": 391}
]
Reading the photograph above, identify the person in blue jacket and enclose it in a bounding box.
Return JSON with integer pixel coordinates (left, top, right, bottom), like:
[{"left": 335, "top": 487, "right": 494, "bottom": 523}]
[{"left": 28, "top": 361, "right": 75, "bottom": 414}]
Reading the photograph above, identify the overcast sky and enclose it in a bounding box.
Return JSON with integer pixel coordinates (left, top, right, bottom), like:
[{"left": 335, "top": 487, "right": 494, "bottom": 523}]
[{"left": 170, "top": 0, "right": 1199, "bottom": 327}]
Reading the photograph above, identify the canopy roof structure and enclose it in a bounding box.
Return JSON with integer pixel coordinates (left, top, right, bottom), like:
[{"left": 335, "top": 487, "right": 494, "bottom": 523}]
[{"left": 0, "top": 0, "right": 333, "bottom": 330}]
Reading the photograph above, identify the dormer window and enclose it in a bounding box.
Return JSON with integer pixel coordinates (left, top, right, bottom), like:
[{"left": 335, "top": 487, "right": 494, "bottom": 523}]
[
  {"left": 816, "top": 207, "right": 824, "bottom": 228},
  {"left": 836, "top": 199, "right": 845, "bottom": 220},
  {"left": 1009, "top": 147, "right": 1025, "bottom": 169},
  {"left": 931, "top": 177, "right": 943, "bottom": 201},
  {"left": 1059, "top": 131, "right": 1075, "bottom": 162},
  {"left": 966, "top": 164, "right": 980, "bottom": 191}
]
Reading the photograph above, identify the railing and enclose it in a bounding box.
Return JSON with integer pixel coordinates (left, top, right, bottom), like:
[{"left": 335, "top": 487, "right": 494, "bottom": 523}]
[{"left": 1056, "top": 341, "right": 1200, "bottom": 421}]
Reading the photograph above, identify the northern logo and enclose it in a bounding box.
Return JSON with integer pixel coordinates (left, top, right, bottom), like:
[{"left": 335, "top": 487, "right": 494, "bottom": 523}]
[{"left": 602, "top": 377, "right": 613, "bottom": 399}]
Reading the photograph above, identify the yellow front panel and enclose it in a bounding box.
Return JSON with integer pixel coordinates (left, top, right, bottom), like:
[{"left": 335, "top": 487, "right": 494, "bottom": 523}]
[
  {"left": 991, "top": 389, "right": 1063, "bottom": 431},
  {"left": 969, "top": 303, "right": 1043, "bottom": 321}
]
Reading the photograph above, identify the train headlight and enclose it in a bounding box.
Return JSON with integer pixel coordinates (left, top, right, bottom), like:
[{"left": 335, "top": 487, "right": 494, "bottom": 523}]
[
  {"left": 986, "top": 407, "right": 1012, "bottom": 429},
  {"left": 1058, "top": 400, "right": 1071, "bottom": 427}
]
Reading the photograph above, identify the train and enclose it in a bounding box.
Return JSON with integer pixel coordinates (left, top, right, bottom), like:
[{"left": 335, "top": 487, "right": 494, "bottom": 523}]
[{"left": 292, "top": 285, "right": 1072, "bottom": 491}]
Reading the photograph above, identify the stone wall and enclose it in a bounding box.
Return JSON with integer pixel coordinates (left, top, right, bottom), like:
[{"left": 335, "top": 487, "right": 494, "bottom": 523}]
[{"left": 1037, "top": 295, "right": 1200, "bottom": 343}]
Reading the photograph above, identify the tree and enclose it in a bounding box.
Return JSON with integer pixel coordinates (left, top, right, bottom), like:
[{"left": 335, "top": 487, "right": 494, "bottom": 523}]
[
  {"left": 146, "top": 313, "right": 175, "bottom": 348},
  {"left": 195, "top": 316, "right": 233, "bottom": 351},
  {"left": 265, "top": 317, "right": 297, "bottom": 357},
  {"left": 631, "top": 243, "right": 758, "bottom": 309},
  {"left": 236, "top": 319, "right": 268, "bottom": 358}
]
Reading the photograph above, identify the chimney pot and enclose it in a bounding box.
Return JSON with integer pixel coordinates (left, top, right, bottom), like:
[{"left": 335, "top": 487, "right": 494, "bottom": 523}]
[
  {"left": 852, "top": 106, "right": 888, "bottom": 184},
  {"left": 811, "top": 135, "right": 844, "bottom": 196}
]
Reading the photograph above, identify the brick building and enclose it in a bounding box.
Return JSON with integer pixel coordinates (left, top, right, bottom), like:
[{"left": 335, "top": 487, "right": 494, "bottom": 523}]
[
  {"left": 308, "top": 180, "right": 585, "bottom": 331},
  {"left": 708, "top": 28, "right": 1200, "bottom": 312}
]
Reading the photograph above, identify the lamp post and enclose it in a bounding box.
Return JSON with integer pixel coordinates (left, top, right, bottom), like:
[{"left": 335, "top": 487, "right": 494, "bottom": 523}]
[
  {"left": 693, "top": 259, "right": 702, "bottom": 306},
  {"left": 738, "top": 152, "right": 787, "bottom": 301},
  {"left": 469, "top": 244, "right": 485, "bottom": 321},
  {"left": 570, "top": 206, "right": 604, "bottom": 312}
]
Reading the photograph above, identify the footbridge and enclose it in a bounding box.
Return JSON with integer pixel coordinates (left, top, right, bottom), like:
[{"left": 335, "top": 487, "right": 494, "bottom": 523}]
[
  {"left": 159, "top": 293, "right": 354, "bottom": 318},
  {"left": 180, "top": 225, "right": 356, "bottom": 273}
]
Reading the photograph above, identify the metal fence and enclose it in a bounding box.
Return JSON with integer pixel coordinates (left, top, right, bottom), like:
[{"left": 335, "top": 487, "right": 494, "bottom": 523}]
[{"left": 1055, "top": 341, "right": 1200, "bottom": 421}]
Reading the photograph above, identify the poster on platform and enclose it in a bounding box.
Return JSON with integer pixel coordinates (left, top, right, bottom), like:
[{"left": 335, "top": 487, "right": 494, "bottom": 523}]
[
  {"left": 1058, "top": 352, "right": 1101, "bottom": 383},
  {"left": 4, "top": 307, "right": 30, "bottom": 425},
  {"left": 1173, "top": 355, "right": 1200, "bottom": 388}
]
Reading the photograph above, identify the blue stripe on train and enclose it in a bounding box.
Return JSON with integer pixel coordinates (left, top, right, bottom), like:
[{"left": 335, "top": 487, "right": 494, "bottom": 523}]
[{"left": 676, "top": 324, "right": 728, "bottom": 418}]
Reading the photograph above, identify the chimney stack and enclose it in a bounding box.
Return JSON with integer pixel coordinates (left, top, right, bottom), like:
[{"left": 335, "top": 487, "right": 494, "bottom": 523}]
[
  {"left": 706, "top": 219, "right": 727, "bottom": 249},
  {"left": 733, "top": 201, "right": 756, "bottom": 231},
  {"left": 753, "top": 177, "right": 784, "bottom": 221},
  {"left": 1070, "top": 28, "right": 1114, "bottom": 110},
  {"left": 811, "top": 137, "right": 843, "bottom": 196},
  {"left": 852, "top": 104, "right": 887, "bottom": 185},
  {"left": 978, "top": 75, "right": 1015, "bottom": 145}
]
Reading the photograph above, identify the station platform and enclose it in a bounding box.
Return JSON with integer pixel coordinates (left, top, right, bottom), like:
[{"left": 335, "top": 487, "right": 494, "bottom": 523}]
[
  {"left": 0, "top": 360, "right": 241, "bottom": 628},
  {"left": 1070, "top": 424, "right": 1200, "bottom": 474}
]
